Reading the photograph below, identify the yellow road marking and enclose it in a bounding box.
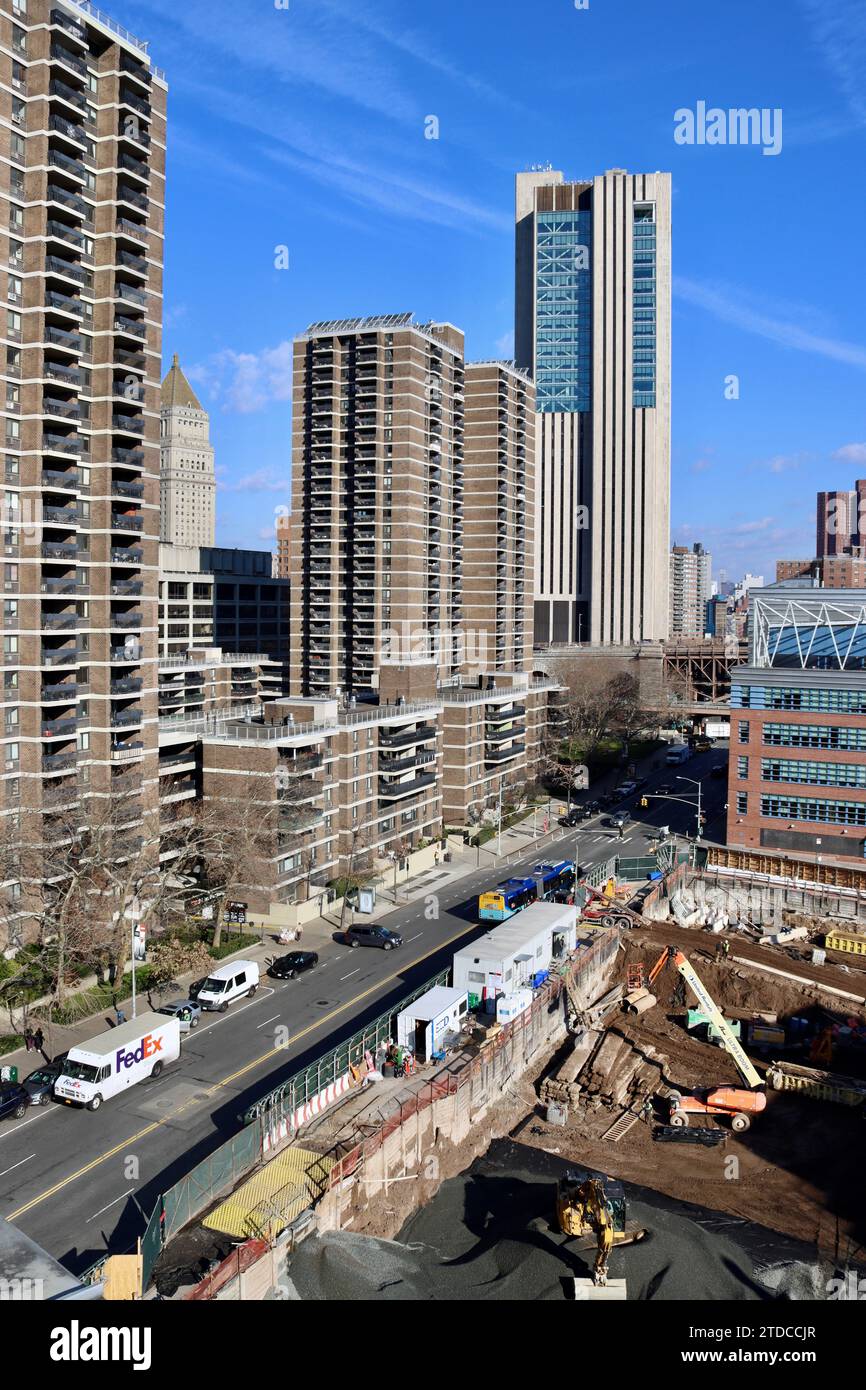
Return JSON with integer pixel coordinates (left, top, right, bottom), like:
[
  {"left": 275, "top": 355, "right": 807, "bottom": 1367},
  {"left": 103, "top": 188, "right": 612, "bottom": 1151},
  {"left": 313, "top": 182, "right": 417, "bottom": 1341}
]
[{"left": 8, "top": 913, "right": 476, "bottom": 1222}]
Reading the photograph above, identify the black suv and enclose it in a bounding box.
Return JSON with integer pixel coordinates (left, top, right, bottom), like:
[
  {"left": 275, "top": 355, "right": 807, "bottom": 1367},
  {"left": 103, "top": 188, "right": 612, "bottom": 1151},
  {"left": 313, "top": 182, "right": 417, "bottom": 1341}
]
[
  {"left": 267, "top": 950, "right": 319, "bottom": 980},
  {"left": 0, "top": 1080, "right": 29, "bottom": 1122},
  {"left": 346, "top": 925, "right": 403, "bottom": 951}
]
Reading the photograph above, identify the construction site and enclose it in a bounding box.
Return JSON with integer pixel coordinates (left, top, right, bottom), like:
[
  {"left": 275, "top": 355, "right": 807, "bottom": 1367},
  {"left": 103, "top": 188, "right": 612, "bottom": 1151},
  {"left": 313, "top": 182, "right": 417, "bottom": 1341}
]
[{"left": 150, "top": 848, "right": 866, "bottom": 1302}]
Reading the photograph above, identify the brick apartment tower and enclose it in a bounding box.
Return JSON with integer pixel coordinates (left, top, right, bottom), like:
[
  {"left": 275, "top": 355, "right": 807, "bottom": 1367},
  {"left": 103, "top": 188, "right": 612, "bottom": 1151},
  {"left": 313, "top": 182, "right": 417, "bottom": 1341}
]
[
  {"left": 462, "top": 360, "right": 535, "bottom": 675},
  {"left": 289, "top": 314, "right": 465, "bottom": 699},
  {"left": 0, "top": 0, "right": 165, "bottom": 940}
]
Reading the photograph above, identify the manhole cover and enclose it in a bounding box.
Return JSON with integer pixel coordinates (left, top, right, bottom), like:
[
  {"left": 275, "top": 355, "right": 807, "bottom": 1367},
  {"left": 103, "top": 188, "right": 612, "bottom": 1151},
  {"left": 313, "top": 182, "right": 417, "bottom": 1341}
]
[{"left": 315, "top": 1000, "right": 331, "bottom": 1008}]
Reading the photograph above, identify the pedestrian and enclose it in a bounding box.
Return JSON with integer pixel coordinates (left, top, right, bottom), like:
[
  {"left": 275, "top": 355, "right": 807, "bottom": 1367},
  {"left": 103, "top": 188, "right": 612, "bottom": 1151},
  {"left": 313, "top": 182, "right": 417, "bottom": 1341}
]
[
  {"left": 23, "top": 1027, "right": 33, "bottom": 1052},
  {"left": 34, "top": 1027, "right": 45, "bottom": 1055},
  {"left": 115, "top": 1006, "right": 126, "bottom": 1026}
]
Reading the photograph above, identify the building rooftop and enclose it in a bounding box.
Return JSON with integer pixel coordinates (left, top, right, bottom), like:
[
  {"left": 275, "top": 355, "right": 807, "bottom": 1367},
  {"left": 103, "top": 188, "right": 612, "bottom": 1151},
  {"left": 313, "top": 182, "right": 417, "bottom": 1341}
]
[{"left": 161, "top": 354, "right": 203, "bottom": 411}]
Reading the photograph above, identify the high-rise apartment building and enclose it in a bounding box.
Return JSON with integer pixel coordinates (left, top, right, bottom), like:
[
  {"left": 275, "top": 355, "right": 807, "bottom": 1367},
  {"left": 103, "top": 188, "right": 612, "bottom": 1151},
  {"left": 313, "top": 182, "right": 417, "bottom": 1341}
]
[
  {"left": 1, "top": 0, "right": 165, "bottom": 940},
  {"left": 669, "top": 542, "right": 712, "bottom": 638},
  {"left": 463, "top": 360, "right": 534, "bottom": 674},
  {"left": 515, "top": 167, "right": 671, "bottom": 647},
  {"left": 289, "top": 313, "right": 465, "bottom": 699},
  {"left": 159, "top": 352, "right": 214, "bottom": 548}
]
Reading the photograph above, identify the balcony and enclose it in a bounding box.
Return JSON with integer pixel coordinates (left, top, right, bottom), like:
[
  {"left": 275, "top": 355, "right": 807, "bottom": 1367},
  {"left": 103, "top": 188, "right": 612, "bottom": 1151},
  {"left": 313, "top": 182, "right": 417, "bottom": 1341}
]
[
  {"left": 41, "top": 715, "right": 77, "bottom": 737},
  {"left": 111, "top": 547, "right": 143, "bottom": 564},
  {"left": 484, "top": 743, "right": 526, "bottom": 764},
  {"left": 112, "top": 446, "right": 144, "bottom": 466},
  {"left": 43, "top": 432, "right": 82, "bottom": 455},
  {"left": 112, "top": 414, "right": 145, "bottom": 434},
  {"left": 379, "top": 723, "right": 438, "bottom": 751},
  {"left": 111, "top": 612, "right": 143, "bottom": 629},
  {"left": 41, "top": 613, "right": 77, "bottom": 632},
  {"left": 110, "top": 743, "right": 144, "bottom": 762},
  {"left": 111, "top": 708, "right": 143, "bottom": 728},
  {"left": 42, "top": 680, "right": 77, "bottom": 700},
  {"left": 111, "top": 578, "right": 143, "bottom": 596},
  {"left": 111, "top": 511, "right": 143, "bottom": 531},
  {"left": 49, "top": 79, "right": 86, "bottom": 112},
  {"left": 378, "top": 772, "right": 437, "bottom": 801},
  {"left": 111, "top": 479, "right": 145, "bottom": 500},
  {"left": 43, "top": 504, "right": 81, "bottom": 525},
  {"left": 41, "top": 541, "right": 77, "bottom": 560},
  {"left": 114, "top": 316, "right": 147, "bottom": 340},
  {"left": 379, "top": 750, "right": 436, "bottom": 774},
  {"left": 40, "top": 646, "right": 79, "bottom": 666},
  {"left": 42, "top": 750, "right": 76, "bottom": 771}
]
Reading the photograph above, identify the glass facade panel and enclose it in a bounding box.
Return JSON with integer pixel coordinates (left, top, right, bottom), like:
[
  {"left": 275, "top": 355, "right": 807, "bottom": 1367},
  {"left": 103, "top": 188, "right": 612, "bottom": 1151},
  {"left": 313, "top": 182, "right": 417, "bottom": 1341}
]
[
  {"left": 534, "top": 211, "right": 591, "bottom": 413},
  {"left": 761, "top": 758, "right": 866, "bottom": 788},
  {"left": 633, "top": 205, "right": 656, "bottom": 408},
  {"left": 762, "top": 722, "right": 866, "bottom": 750},
  {"left": 732, "top": 683, "right": 866, "bottom": 714},
  {"left": 761, "top": 794, "right": 866, "bottom": 826}
]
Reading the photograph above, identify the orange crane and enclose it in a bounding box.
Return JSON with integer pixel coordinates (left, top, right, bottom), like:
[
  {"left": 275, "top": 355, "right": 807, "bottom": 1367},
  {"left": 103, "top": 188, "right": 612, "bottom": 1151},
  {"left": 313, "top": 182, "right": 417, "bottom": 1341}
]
[{"left": 648, "top": 944, "right": 766, "bottom": 1132}]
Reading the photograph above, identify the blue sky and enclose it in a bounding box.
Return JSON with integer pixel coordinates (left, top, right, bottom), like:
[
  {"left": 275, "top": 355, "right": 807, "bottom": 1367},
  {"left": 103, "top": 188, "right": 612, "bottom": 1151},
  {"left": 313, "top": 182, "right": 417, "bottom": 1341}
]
[{"left": 113, "top": 0, "right": 866, "bottom": 579}]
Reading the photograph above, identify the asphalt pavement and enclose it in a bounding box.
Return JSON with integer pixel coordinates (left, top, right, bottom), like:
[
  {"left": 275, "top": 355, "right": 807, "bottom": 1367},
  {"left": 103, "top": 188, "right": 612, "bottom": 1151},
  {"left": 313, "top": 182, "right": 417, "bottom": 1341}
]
[{"left": 0, "top": 743, "right": 729, "bottom": 1271}]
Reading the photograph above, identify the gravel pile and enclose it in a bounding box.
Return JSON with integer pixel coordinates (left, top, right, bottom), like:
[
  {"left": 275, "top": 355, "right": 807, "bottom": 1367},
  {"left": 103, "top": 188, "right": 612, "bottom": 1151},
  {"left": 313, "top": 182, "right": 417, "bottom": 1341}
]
[{"left": 284, "top": 1139, "right": 844, "bottom": 1301}]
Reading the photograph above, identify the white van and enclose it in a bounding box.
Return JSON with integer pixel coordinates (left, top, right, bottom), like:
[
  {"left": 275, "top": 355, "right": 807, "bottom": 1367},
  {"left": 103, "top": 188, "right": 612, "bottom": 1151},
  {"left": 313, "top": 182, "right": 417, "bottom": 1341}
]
[
  {"left": 666, "top": 744, "right": 692, "bottom": 765},
  {"left": 54, "top": 1012, "right": 181, "bottom": 1112},
  {"left": 196, "top": 959, "right": 260, "bottom": 1012}
]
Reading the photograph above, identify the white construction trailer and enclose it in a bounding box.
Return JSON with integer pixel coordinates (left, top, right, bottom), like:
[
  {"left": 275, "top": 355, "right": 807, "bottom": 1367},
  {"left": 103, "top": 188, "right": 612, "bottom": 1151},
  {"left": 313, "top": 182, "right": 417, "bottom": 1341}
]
[{"left": 452, "top": 902, "right": 578, "bottom": 1003}]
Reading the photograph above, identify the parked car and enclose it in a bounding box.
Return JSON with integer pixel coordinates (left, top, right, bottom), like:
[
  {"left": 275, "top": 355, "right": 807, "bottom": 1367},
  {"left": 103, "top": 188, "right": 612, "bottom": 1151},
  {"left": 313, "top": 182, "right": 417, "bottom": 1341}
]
[
  {"left": 0, "top": 1081, "right": 29, "bottom": 1122},
  {"left": 710, "top": 762, "right": 728, "bottom": 779},
  {"left": 558, "top": 809, "right": 583, "bottom": 827},
  {"left": 603, "top": 811, "right": 632, "bottom": 829},
  {"left": 617, "top": 780, "right": 638, "bottom": 798},
  {"left": 21, "top": 1059, "right": 65, "bottom": 1106},
  {"left": 156, "top": 1000, "right": 202, "bottom": 1032},
  {"left": 267, "top": 950, "right": 319, "bottom": 980},
  {"left": 197, "top": 960, "right": 260, "bottom": 1013},
  {"left": 346, "top": 925, "right": 403, "bottom": 951}
]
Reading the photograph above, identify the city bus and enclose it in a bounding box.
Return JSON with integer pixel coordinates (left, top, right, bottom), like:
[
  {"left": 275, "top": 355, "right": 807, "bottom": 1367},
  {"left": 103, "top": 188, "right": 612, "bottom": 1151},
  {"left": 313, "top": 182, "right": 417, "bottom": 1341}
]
[{"left": 478, "top": 861, "right": 576, "bottom": 922}]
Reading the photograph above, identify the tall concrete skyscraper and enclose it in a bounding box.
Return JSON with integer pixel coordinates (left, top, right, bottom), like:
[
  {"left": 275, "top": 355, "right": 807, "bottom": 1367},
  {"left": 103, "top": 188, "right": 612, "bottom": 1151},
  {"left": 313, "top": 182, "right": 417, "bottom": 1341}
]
[
  {"left": 160, "top": 353, "right": 215, "bottom": 548},
  {"left": 515, "top": 167, "right": 671, "bottom": 647},
  {"left": 0, "top": 0, "right": 165, "bottom": 941}
]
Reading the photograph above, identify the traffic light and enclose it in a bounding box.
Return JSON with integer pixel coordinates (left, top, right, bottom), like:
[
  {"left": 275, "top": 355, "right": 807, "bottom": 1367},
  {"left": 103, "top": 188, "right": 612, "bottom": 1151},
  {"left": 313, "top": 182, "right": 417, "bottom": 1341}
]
[{"left": 640, "top": 796, "right": 649, "bottom": 808}]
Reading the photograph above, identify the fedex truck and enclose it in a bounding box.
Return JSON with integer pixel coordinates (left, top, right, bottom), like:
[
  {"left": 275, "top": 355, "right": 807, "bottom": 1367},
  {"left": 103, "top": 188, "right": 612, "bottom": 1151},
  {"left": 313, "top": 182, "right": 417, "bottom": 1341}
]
[{"left": 54, "top": 1011, "right": 181, "bottom": 1111}]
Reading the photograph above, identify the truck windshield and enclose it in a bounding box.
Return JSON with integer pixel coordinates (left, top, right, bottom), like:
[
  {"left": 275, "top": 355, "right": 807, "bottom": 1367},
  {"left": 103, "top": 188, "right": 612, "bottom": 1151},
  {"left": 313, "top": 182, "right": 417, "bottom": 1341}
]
[
  {"left": 202, "top": 977, "right": 225, "bottom": 993},
  {"left": 61, "top": 1060, "right": 100, "bottom": 1083}
]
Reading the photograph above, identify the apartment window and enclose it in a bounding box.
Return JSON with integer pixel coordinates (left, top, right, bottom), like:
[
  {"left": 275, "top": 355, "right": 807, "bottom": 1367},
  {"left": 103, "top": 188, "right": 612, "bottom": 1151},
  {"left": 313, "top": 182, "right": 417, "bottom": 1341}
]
[
  {"left": 738, "top": 720, "right": 750, "bottom": 744},
  {"left": 10, "top": 135, "right": 23, "bottom": 164},
  {"left": 5, "top": 741, "right": 19, "bottom": 769},
  {"left": 11, "top": 61, "right": 25, "bottom": 93},
  {"left": 11, "top": 98, "right": 24, "bottom": 129},
  {"left": 6, "top": 279, "right": 20, "bottom": 308},
  {"left": 12, "top": 25, "right": 26, "bottom": 54},
  {"left": 7, "top": 312, "right": 21, "bottom": 342},
  {"left": 737, "top": 756, "right": 748, "bottom": 780},
  {"left": 12, "top": 0, "right": 27, "bottom": 14},
  {"left": 4, "top": 708, "right": 18, "bottom": 730},
  {"left": 736, "top": 792, "right": 748, "bottom": 815}
]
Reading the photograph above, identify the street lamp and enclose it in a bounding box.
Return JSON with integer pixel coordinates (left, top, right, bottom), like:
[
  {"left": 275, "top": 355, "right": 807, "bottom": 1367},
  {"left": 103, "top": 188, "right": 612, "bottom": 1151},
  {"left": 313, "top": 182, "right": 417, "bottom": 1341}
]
[{"left": 676, "top": 774, "right": 705, "bottom": 840}]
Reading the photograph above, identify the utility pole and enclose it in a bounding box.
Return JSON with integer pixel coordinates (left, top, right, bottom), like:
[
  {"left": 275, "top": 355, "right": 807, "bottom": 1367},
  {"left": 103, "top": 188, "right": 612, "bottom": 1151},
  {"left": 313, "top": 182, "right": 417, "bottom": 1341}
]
[
  {"left": 497, "top": 777, "right": 504, "bottom": 857},
  {"left": 675, "top": 774, "right": 705, "bottom": 840}
]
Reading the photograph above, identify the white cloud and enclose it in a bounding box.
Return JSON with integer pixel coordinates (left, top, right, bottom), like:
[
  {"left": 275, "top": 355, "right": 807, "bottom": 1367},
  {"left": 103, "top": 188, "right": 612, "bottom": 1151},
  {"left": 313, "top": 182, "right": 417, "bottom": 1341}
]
[
  {"left": 675, "top": 276, "right": 866, "bottom": 371},
  {"left": 799, "top": 0, "right": 866, "bottom": 127},
  {"left": 223, "top": 468, "right": 290, "bottom": 494},
  {"left": 834, "top": 442, "right": 866, "bottom": 464},
  {"left": 494, "top": 330, "right": 515, "bottom": 357},
  {"left": 190, "top": 342, "right": 293, "bottom": 415}
]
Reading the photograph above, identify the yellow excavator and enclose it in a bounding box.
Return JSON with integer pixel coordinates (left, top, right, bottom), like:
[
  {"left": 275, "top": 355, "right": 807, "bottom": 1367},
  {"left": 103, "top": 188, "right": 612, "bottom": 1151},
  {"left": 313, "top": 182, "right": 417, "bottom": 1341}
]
[{"left": 556, "top": 1174, "right": 647, "bottom": 1288}]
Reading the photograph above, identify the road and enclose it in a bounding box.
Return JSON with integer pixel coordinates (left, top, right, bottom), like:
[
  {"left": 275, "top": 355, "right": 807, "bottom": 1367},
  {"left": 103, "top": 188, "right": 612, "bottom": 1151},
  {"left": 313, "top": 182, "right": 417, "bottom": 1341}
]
[{"left": 0, "top": 744, "right": 729, "bottom": 1271}]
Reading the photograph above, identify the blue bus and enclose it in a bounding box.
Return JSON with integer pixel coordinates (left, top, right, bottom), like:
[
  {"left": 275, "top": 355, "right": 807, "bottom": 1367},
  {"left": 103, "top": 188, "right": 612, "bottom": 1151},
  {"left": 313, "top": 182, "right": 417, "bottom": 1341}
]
[{"left": 478, "top": 861, "right": 576, "bottom": 922}]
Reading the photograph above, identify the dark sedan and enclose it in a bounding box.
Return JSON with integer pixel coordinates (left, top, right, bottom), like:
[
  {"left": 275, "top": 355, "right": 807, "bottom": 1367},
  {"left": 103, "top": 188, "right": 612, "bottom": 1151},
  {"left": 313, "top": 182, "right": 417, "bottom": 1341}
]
[
  {"left": 267, "top": 950, "right": 319, "bottom": 980},
  {"left": 0, "top": 1081, "right": 29, "bottom": 1122},
  {"left": 21, "top": 1059, "right": 65, "bottom": 1106}
]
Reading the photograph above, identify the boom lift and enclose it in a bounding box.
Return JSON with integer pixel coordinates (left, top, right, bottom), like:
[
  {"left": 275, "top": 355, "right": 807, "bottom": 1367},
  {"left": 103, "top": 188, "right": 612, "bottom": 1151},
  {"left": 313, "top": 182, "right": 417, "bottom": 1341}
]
[{"left": 648, "top": 945, "right": 766, "bottom": 1132}]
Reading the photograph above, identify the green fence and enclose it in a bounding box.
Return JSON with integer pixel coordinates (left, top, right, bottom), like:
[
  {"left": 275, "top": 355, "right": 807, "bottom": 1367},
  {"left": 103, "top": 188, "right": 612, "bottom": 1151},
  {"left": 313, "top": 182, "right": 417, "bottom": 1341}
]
[
  {"left": 161, "top": 1119, "right": 263, "bottom": 1245},
  {"left": 140, "top": 1193, "right": 164, "bottom": 1293},
  {"left": 244, "top": 968, "right": 450, "bottom": 1126}
]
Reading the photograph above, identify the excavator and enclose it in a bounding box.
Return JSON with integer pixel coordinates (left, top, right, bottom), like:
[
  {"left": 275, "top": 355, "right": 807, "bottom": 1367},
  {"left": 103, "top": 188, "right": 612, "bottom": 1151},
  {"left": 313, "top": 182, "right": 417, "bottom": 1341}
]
[
  {"left": 648, "top": 944, "right": 766, "bottom": 1132},
  {"left": 556, "top": 1173, "right": 647, "bottom": 1289}
]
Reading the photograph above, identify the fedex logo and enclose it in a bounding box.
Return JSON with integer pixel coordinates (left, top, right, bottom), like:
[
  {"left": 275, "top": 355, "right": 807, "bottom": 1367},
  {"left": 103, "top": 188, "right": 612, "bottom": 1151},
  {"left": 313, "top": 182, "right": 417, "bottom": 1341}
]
[{"left": 115, "top": 1033, "right": 162, "bottom": 1073}]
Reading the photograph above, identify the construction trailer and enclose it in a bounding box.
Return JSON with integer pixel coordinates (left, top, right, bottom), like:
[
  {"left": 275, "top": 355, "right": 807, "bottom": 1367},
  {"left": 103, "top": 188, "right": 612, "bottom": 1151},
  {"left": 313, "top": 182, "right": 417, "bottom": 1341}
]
[
  {"left": 396, "top": 986, "right": 469, "bottom": 1062},
  {"left": 452, "top": 902, "right": 579, "bottom": 1006}
]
